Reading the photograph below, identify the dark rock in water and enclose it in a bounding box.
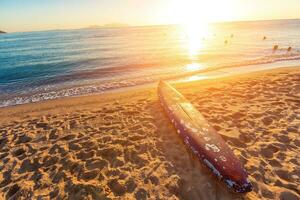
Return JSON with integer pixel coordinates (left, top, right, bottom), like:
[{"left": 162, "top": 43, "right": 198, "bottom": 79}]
[
  {"left": 0, "top": 31, "right": 6, "bottom": 34},
  {"left": 287, "top": 47, "right": 292, "bottom": 52},
  {"left": 273, "top": 45, "right": 279, "bottom": 51}
]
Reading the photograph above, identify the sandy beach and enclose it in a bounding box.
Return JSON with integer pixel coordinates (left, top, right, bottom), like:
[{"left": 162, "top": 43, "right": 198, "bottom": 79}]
[{"left": 0, "top": 66, "right": 299, "bottom": 199}]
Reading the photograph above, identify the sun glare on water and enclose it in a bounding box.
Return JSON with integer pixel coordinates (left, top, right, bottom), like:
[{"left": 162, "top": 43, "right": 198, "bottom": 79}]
[
  {"left": 177, "top": 0, "right": 211, "bottom": 59},
  {"left": 183, "top": 23, "right": 209, "bottom": 59},
  {"left": 186, "top": 63, "right": 205, "bottom": 71},
  {"left": 169, "top": 0, "right": 235, "bottom": 70}
]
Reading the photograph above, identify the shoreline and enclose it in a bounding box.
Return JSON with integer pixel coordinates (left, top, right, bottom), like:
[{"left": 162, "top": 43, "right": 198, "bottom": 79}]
[
  {"left": 1, "top": 62, "right": 299, "bottom": 109},
  {"left": 0, "top": 66, "right": 299, "bottom": 199},
  {"left": 0, "top": 65, "right": 298, "bottom": 114}
]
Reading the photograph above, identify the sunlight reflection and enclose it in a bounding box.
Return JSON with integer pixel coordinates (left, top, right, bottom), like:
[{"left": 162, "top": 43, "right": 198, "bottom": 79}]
[
  {"left": 181, "top": 22, "right": 210, "bottom": 60},
  {"left": 187, "top": 25, "right": 208, "bottom": 58},
  {"left": 184, "top": 75, "right": 209, "bottom": 82},
  {"left": 185, "top": 63, "right": 205, "bottom": 71}
]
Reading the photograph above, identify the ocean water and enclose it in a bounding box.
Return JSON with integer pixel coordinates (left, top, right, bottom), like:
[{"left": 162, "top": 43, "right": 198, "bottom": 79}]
[{"left": 1, "top": 19, "right": 300, "bottom": 107}]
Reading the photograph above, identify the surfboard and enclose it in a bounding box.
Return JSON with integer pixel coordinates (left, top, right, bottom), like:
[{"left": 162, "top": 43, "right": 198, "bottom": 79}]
[{"left": 158, "top": 81, "right": 252, "bottom": 193}]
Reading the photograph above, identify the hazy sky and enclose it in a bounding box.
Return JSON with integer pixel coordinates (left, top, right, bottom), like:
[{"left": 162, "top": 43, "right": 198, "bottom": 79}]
[{"left": 1, "top": 0, "right": 300, "bottom": 32}]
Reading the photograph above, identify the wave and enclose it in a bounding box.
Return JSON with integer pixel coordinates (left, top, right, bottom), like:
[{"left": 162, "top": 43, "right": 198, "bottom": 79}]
[
  {"left": 1, "top": 47, "right": 300, "bottom": 108},
  {"left": 222, "top": 52, "right": 300, "bottom": 68},
  {"left": 1, "top": 51, "right": 300, "bottom": 108}
]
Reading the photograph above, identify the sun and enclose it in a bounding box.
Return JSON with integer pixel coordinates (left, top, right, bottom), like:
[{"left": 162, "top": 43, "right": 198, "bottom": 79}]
[
  {"left": 173, "top": 0, "right": 212, "bottom": 60},
  {"left": 174, "top": 0, "right": 211, "bottom": 34},
  {"left": 170, "top": 0, "right": 235, "bottom": 25},
  {"left": 168, "top": 0, "right": 235, "bottom": 60}
]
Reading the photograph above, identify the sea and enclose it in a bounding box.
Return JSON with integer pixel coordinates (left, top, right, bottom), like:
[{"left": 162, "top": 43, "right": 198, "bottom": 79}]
[{"left": 1, "top": 19, "right": 300, "bottom": 107}]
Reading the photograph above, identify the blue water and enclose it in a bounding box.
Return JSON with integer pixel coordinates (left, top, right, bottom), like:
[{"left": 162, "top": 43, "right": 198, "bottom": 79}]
[{"left": 1, "top": 19, "right": 300, "bottom": 107}]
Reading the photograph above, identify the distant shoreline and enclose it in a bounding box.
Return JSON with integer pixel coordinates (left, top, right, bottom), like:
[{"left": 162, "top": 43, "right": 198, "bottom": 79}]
[
  {"left": 85, "top": 23, "right": 130, "bottom": 29},
  {"left": 4, "top": 18, "right": 300, "bottom": 34}
]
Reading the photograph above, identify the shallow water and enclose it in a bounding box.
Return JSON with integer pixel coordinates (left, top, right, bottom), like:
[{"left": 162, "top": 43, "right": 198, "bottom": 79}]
[{"left": 1, "top": 19, "right": 300, "bottom": 107}]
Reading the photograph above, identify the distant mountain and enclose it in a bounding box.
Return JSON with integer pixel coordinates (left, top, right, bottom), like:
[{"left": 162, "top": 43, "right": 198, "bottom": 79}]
[
  {"left": 85, "top": 23, "right": 129, "bottom": 29},
  {"left": 103, "top": 23, "right": 129, "bottom": 28},
  {"left": 0, "top": 30, "right": 6, "bottom": 34},
  {"left": 86, "top": 25, "right": 102, "bottom": 29}
]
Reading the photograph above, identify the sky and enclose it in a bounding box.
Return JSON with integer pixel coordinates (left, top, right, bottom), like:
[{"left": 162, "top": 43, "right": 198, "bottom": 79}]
[{"left": 1, "top": 0, "right": 300, "bottom": 32}]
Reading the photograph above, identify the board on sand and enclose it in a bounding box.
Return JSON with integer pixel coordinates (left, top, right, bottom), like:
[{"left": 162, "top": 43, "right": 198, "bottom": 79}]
[{"left": 158, "top": 81, "right": 252, "bottom": 193}]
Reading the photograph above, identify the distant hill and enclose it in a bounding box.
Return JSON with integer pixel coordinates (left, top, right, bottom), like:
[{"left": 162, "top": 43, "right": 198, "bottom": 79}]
[
  {"left": 103, "top": 23, "right": 129, "bottom": 28},
  {"left": 85, "top": 23, "right": 129, "bottom": 29},
  {"left": 0, "top": 30, "right": 6, "bottom": 34},
  {"left": 86, "top": 25, "right": 102, "bottom": 29}
]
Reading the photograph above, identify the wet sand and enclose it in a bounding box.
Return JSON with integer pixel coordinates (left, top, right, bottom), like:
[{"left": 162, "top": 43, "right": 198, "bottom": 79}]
[{"left": 0, "top": 67, "right": 299, "bottom": 199}]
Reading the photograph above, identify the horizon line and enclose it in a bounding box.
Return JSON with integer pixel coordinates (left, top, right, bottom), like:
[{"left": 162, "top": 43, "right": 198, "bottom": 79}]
[{"left": 3, "top": 17, "right": 300, "bottom": 34}]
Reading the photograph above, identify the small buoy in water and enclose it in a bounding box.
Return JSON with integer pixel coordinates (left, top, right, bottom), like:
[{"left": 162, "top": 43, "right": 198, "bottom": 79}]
[
  {"left": 224, "top": 40, "right": 228, "bottom": 45},
  {"left": 287, "top": 47, "right": 292, "bottom": 52},
  {"left": 273, "top": 45, "right": 278, "bottom": 51},
  {"left": 263, "top": 36, "right": 267, "bottom": 40}
]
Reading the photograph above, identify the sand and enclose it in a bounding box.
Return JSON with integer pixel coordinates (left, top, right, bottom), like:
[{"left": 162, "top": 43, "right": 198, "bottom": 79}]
[{"left": 0, "top": 66, "right": 299, "bottom": 199}]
